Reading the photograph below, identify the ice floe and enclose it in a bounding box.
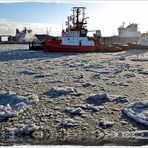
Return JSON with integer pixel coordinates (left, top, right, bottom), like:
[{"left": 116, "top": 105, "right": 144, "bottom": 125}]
[
  {"left": 99, "top": 120, "right": 115, "bottom": 129},
  {"left": 106, "top": 81, "right": 129, "bottom": 87},
  {"left": 81, "top": 104, "right": 101, "bottom": 112},
  {"left": 112, "top": 96, "right": 128, "bottom": 104},
  {"left": 1, "top": 123, "right": 39, "bottom": 138},
  {"left": 20, "top": 69, "right": 38, "bottom": 75},
  {"left": 44, "top": 87, "right": 82, "bottom": 97},
  {"left": 82, "top": 82, "right": 96, "bottom": 87},
  {"left": 0, "top": 92, "right": 39, "bottom": 122},
  {"left": 20, "top": 68, "right": 52, "bottom": 78},
  {"left": 123, "top": 73, "right": 135, "bottom": 78},
  {"left": 48, "top": 80, "right": 63, "bottom": 83},
  {"left": 65, "top": 107, "right": 85, "bottom": 116},
  {"left": 123, "top": 102, "right": 148, "bottom": 126},
  {"left": 131, "top": 58, "right": 148, "bottom": 62},
  {"left": 87, "top": 93, "right": 128, "bottom": 106},
  {"left": 85, "top": 63, "right": 130, "bottom": 76},
  {"left": 87, "top": 93, "right": 111, "bottom": 105},
  {"left": 86, "top": 69, "right": 111, "bottom": 74},
  {"left": 33, "top": 73, "right": 51, "bottom": 78},
  {"left": 137, "top": 68, "right": 148, "bottom": 75},
  {"left": 59, "top": 118, "right": 81, "bottom": 128},
  {"left": 114, "top": 130, "right": 148, "bottom": 139}
]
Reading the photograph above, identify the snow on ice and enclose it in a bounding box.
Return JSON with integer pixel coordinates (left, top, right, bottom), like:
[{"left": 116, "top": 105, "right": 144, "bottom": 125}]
[
  {"left": 65, "top": 107, "right": 85, "bottom": 116},
  {"left": 59, "top": 118, "right": 81, "bottom": 128},
  {"left": 87, "top": 93, "right": 111, "bottom": 105},
  {"left": 87, "top": 93, "right": 128, "bottom": 105},
  {"left": 0, "top": 92, "right": 39, "bottom": 122},
  {"left": 44, "top": 87, "right": 82, "bottom": 97},
  {"left": 1, "top": 123, "right": 39, "bottom": 138},
  {"left": 123, "top": 101, "right": 148, "bottom": 126}
]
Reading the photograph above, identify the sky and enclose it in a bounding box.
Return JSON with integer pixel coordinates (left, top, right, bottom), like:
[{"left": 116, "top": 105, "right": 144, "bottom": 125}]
[{"left": 0, "top": 0, "right": 148, "bottom": 36}]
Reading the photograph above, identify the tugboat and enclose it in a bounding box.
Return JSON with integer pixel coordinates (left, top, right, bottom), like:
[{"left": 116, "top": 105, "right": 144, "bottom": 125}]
[{"left": 42, "top": 7, "right": 122, "bottom": 52}]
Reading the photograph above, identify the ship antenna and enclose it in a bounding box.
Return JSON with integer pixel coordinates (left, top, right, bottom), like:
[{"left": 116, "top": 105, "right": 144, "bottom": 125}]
[
  {"left": 49, "top": 26, "right": 52, "bottom": 35},
  {"left": 62, "top": 17, "right": 63, "bottom": 31},
  {"left": 122, "top": 22, "right": 125, "bottom": 28},
  {"left": 46, "top": 27, "right": 48, "bottom": 35}
]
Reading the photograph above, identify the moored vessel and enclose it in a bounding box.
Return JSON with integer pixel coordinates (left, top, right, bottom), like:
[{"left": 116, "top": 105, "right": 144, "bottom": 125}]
[
  {"left": 42, "top": 7, "right": 122, "bottom": 53},
  {"left": 118, "top": 22, "right": 142, "bottom": 38},
  {"left": 128, "top": 34, "right": 148, "bottom": 49}
]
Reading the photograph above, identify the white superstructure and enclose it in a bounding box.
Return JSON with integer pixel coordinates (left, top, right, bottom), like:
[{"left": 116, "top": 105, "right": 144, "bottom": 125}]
[
  {"left": 60, "top": 7, "right": 100, "bottom": 47},
  {"left": 118, "top": 23, "right": 142, "bottom": 38},
  {"left": 15, "top": 27, "right": 35, "bottom": 43},
  {"left": 62, "top": 31, "right": 94, "bottom": 46}
]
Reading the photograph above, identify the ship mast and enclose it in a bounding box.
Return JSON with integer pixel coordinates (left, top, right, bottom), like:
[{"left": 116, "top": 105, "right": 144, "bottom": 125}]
[
  {"left": 63, "top": 7, "right": 89, "bottom": 37},
  {"left": 71, "top": 7, "right": 88, "bottom": 36}
]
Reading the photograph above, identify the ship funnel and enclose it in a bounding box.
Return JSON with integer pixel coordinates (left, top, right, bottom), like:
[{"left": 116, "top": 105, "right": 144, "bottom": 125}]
[{"left": 96, "top": 30, "right": 101, "bottom": 36}]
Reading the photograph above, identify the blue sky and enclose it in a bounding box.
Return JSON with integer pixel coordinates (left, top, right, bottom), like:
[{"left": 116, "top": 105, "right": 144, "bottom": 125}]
[
  {"left": 2, "top": 2, "right": 86, "bottom": 23},
  {"left": 0, "top": 2, "right": 75, "bottom": 23},
  {"left": 0, "top": 1, "right": 148, "bottom": 36},
  {"left": 0, "top": 1, "right": 99, "bottom": 35}
]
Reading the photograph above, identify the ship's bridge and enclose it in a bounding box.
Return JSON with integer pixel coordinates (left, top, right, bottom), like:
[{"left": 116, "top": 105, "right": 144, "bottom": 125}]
[{"left": 62, "top": 31, "right": 80, "bottom": 37}]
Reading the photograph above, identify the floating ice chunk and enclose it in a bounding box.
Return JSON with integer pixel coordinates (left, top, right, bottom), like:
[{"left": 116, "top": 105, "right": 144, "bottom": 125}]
[
  {"left": 44, "top": 87, "right": 79, "bottom": 97},
  {"left": 14, "top": 124, "right": 39, "bottom": 135},
  {"left": 1, "top": 128, "right": 15, "bottom": 138},
  {"left": 1, "top": 124, "right": 39, "bottom": 138},
  {"left": 0, "top": 92, "right": 39, "bottom": 122},
  {"left": 118, "top": 57, "right": 126, "bottom": 61},
  {"left": 65, "top": 107, "right": 85, "bottom": 116},
  {"left": 119, "top": 82, "right": 129, "bottom": 86},
  {"left": 48, "top": 80, "right": 63, "bottom": 83},
  {"left": 20, "top": 69, "right": 38, "bottom": 75},
  {"left": 27, "top": 93, "right": 39, "bottom": 103},
  {"left": 87, "top": 69, "right": 110, "bottom": 74},
  {"left": 131, "top": 58, "right": 148, "bottom": 62},
  {"left": 124, "top": 73, "right": 135, "bottom": 78},
  {"left": 59, "top": 118, "right": 81, "bottom": 128},
  {"left": 87, "top": 67, "right": 122, "bottom": 77},
  {"left": 138, "top": 68, "right": 148, "bottom": 75},
  {"left": 123, "top": 102, "right": 148, "bottom": 126},
  {"left": 82, "top": 63, "right": 93, "bottom": 69},
  {"left": 87, "top": 93, "right": 111, "bottom": 105},
  {"left": 68, "top": 64, "right": 78, "bottom": 68},
  {"left": 0, "top": 111, "right": 18, "bottom": 121},
  {"left": 81, "top": 104, "right": 101, "bottom": 112},
  {"left": 112, "top": 68, "right": 123, "bottom": 74},
  {"left": 34, "top": 72, "right": 52, "bottom": 78},
  {"left": 113, "top": 96, "right": 128, "bottom": 104},
  {"left": 99, "top": 120, "right": 115, "bottom": 129},
  {"left": 106, "top": 81, "right": 119, "bottom": 86},
  {"left": 82, "top": 82, "right": 96, "bottom": 88},
  {"left": 114, "top": 130, "right": 148, "bottom": 139}
]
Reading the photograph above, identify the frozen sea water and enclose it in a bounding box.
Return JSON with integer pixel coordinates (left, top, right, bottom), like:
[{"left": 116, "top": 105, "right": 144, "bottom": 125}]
[{"left": 0, "top": 44, "right": 148, "bottom": 146}]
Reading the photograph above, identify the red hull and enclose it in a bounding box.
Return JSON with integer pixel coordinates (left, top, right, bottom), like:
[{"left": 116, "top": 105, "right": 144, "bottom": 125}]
[
  {"left": 42, "top": 40, "right": 123, "bottom": 53},
  {"left": 42, "top": 40, "right": 96, "bottom": 52}
]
